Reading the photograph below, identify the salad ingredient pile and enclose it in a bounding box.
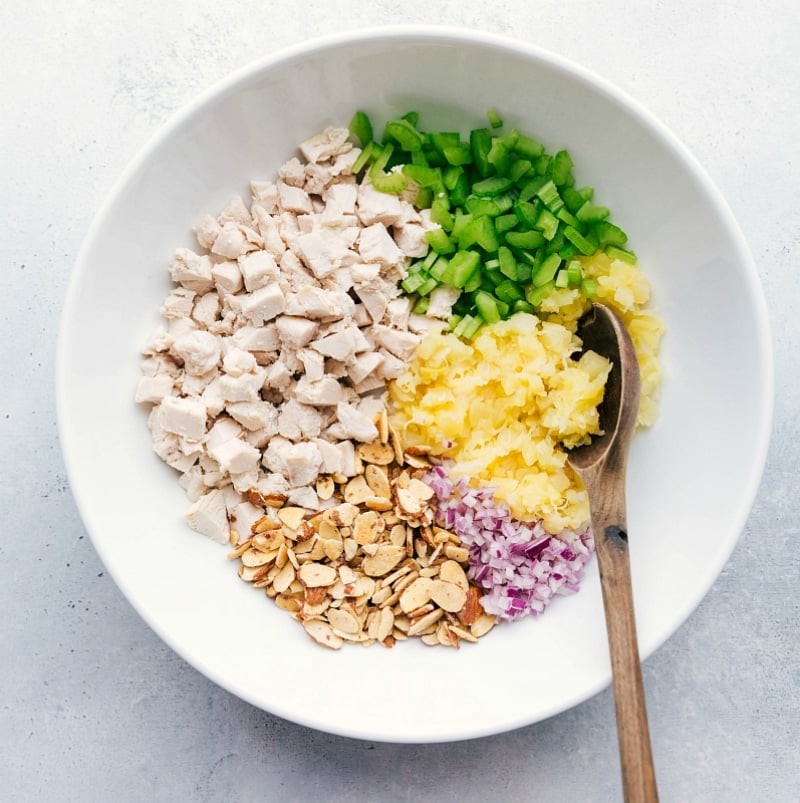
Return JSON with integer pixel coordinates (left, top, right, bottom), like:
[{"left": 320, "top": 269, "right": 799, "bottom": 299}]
[{"left": 137, "top": 110, "right": 663, "bottom": 649}]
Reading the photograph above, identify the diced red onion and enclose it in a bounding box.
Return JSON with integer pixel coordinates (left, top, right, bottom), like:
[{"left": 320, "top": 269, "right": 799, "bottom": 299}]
[{"left": 424, "top": 469, "right": 594, "bottom": 621}]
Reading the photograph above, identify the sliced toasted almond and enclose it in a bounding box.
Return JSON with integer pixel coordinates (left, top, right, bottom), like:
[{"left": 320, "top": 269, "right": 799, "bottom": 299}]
[
  {"left": 399, "top": 576, "right": 435, "bottom": 613},
  {"left": 439, "top": 560, "right": 469, "bottom": 592},
  {"left": 429, "top": 579, "right": 468, "bottom": 612},
  {"left": 377, "top": 606, "right": 395, "bottom": 642},
  {"left": 277, "top": 506, "right": 307, "bottom": 531},
  {"left": 297, "top": 563, "right": 338, "bottom": 587},
  {"left": 357, "top": 441, "right": 395, "bottom": 465},
  {"left": 316, "top": 475, "right": 335, "bottom": 501},
  {"left": 240, "top": 548, "right": 276, "bottom": 568},
  {"left": 388, "top": 423, "right": 404, "bottom": 464},
  {"left": 229, "top": 528, "right": 241, "bottom": 547},
  {"left": 275, "top": 593, "right": 303, "bottom": 613},
  {"left": 457, "top": 585, "right": 482, "bottom": 626},
  {"left": 343, "top": 474, "right": 372, "bottom": 505},
  {"left": 317, "top": 519, "right": 341, "bottom": 542},
  {"left": 377, "top": 408, "right": 389, "bottom": 443},
  {"left": 407, "top": 477, "right": 434, "bottom": 502},
  {"left": 470, "top": 612, "right": 497, "bottom": 638},
  {"left": 395, "top": 487, "right": 422, "bottom": 517},
  {"left": 389, "top": 523, "right": 407, "bottom": 547},
  {"left": 327, "top": 502, "right": 360, "bottom": 527},
  {"left": 302, "top": 598, "right": 330, "bottom": 618},
  {"left": 326, "top": 607, "right": 360, "bottom": 634},
  {"left": 364, "top": 496, "right": 393, "bottom": 512},
  {"left": 362, "top": 545, "right": 407, "bottom": 577},
  {"left": 352, "top": 510, "right": 383, "bottom": 545},
  {"left": 407, "top": 607, "right": 444, "bottom": 636},
  {"left": 303, "top": 619, "right": 343, "bottom": 650},
  {"left": 343, "top": 537, "right": 359, "bottom": 561},
  {"left": 448, "top": 623, "right": 478, "bottom": 643},
  {"left": 263, "top": 493, "right": 288, "bottom": 508},
  {"left": 252, "top": 529, "right": 285, "bottom": 552},
  {"left": 322, "top": 538, "right": 343, "bottom": 561},
  {"left": 238, "top": 564, "right": 266, "bottom": 583},
  {"left": 272, "top": 561, "right": 296, "bottom": 594},
  {"left": 444, "top": 544, "right": 470, "bottom": 563},
  {"left": 403, "top": 453, "right": 431, "bottom": 469},
  {"left": 304, "top": 586, "right": 328, "bottom": 606},
  {"left": 253, "top": 515, "right": 281, "bottom": 534}
]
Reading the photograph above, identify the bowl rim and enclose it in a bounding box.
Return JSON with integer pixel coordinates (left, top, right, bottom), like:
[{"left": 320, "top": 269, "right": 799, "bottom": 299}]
[{"left": 56, "top": 24, "right": 774, "bottom": 742}]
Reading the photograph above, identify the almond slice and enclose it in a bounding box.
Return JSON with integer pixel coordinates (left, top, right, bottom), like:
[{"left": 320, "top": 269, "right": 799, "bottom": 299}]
[
  {"left": 277, "top": 506, "right": 307, "bottom": 531},
  {"left": 303, "top": 619, "right": 343, "bottom": 650}
]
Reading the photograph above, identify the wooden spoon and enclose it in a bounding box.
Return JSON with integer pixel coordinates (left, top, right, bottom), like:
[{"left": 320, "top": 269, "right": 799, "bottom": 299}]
[{"left": 568, "top": 303, "right": 658, "bottom": 803}]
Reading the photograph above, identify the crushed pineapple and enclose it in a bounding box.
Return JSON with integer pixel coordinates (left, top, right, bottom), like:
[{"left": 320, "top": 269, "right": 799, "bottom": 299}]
[{"left": 390, "top": 255, "right": 664, "bottom": 530}]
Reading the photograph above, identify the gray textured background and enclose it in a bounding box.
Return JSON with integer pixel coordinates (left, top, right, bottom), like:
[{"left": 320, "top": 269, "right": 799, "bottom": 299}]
[{"left": 2, "top": 1, "right": 798, "bottom": 801}]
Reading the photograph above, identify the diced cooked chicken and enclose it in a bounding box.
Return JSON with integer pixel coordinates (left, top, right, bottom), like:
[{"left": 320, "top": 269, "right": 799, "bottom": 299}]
[
  {"left": 135, "top": 374, "right": 174, "bottom": 404},
  {"left": 277, "top": 398, "right": 325, "bottom": 440},
  {"left": 257, "top": 472, "right": 290, "bottom": 499},
  {"left": 251, "top": 205, "right": 287, "bottom": 257},
  {"left": 320, "top": 183, "right": 358, "bottom": 228},
  {"left": 282, "top": 441, "right": 323, "bottom": 487},
  {"left": 231, "top": 323, "right": 279, "bottom": 355},
  {"left": 278, "top": 183, "right": 313, "bottom": 215},
  {"left": 171, "top": 329, "right": 221, "bottom": 376},
  {"left": 192, "top": 291, "right": 221, "bottom": 328},
  {"left": 275, "top": 315, "right": 318, "bottom": 350},
  {"left": 346, "top": 351, "right": 384, "bottom": 385},
  {"left": 239, "top": 283, "right": 286, "bottom": 325},
  {"left": 371, "top": 324, "right": 419, "bottom": 362},
  {"left": 263, "top": 358, "right": 293, "bottom": 394},
  {"left": 194, "top": 214, "right": 222, "bottom": 250},
  {"left": 375, "top": 348, "right": 407, "bottom": 380},
  {"left": 295, "top": 228, "right": 356, "bottom": 279},
  {"left": 356, "top": 179, "right": 409, "bottom": 227},
  {"left": 310, "top": 438, "right": 354, "bottom": 477},
  {"left": 160, "top": 288, "right": 196, "bottom": 320},
  {"left": 358, "top": 223, "right": 405, "bottom": 269},
  {"left": 142, "top": 121, "right": 452, "bottom": 537},
  {"left": 208, "top": 436, "right": 260, "bottom": 475},
  {"left": 293, "top": 375, "right": 345, "bottom": 406},
  {"left": 335, "top": 401, "right": 379, "bottom": 442},
  {"left": 287, "top": 285, "right": 345, "bottom": 319},
  {"left": 185, "top": 489, "right": 230, "bottom": 544},
  {"left": 297, "top": 348, "right": 325, "bottom": 381},
  {"left": 218, "top": 196, "right": 252, "bottom": 227},
  {"left": 178, "top": 465, "right": 207, "bottom": 502},
  {"left": 179, "top": 369, "right": 218, "bottom": 397},
  {"left": 279, "top": 156, "right": 306, "bottom": 187},
  {"left": 250, "top": 180, "right": 280, "bottom": 213},
  {"left": 386, "top": 297, "right": 411, "bottom": 330},
  {"left": 392, "top": 222, "right": 429, "bottom": 258},
  {"left": 226, "top": 400, "right": 278, "bottom": 433},
  {"left": 211, "top": 260, "right": 244, "bottom": 294},
  {"left": 218, "top": 368, "right": 267, "bottom": 403},
  {"left": 310, "top": 325, "right": 369, "bottom": 362},
  {"left": 425, "top": 284, "right": 460, "bottom": 320},
  {"left": 205, "top": 416, "right": 242, "bottom": 451},
  {"left": 228, "top": 499, "right": 268, "bottom": 540},
  {"left": 170, "top": 249, "right": 214, "bottom": 294},
  {"left": 299, "top": 126, "right": 352, "bottom": 164},
  {"left": 211, "top": 223, "right": 254, "bottom": 259},
  {"left": 222, "top": 347, "right": 257, "bottom": 377},
  {"left": 238, "top": 250, "right": 279, "bottom": 292},
  {"left": 353, "top": 283, "right": 388, "bottom": 323},
  {"left": 159, "top": 396, "right": 208, "bottom": 441}
]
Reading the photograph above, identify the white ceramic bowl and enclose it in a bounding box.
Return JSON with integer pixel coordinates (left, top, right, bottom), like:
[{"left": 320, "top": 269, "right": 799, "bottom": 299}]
[{"left": 57, "top": 26, "right": 772, "bottom": 742}]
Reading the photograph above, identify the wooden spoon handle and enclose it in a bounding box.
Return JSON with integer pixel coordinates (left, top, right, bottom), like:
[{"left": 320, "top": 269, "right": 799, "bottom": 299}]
[{"left": 593, "top": 516, "right": 659, "bottom": 803}]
